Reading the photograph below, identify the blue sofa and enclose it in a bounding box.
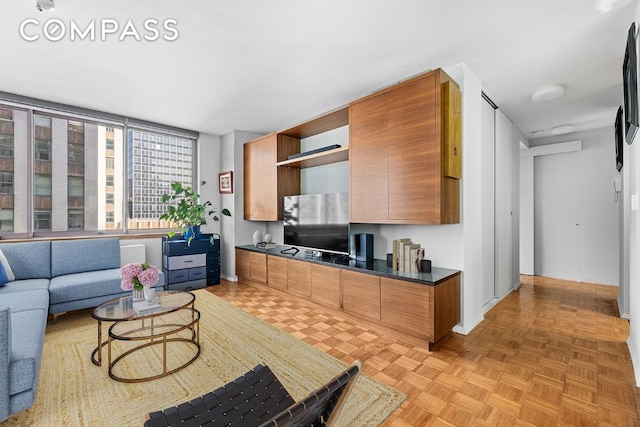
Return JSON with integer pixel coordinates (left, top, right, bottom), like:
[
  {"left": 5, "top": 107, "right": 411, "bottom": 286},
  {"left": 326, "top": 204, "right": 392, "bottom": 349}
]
[{"left": 0, "top": 238, "right": 163, "bottom": 423}]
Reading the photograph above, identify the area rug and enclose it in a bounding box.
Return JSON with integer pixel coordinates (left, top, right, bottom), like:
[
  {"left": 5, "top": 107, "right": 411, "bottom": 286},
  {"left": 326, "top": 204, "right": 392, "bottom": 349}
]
[{"left": 8, "top": 289, "right": 405, "bottom": 426}]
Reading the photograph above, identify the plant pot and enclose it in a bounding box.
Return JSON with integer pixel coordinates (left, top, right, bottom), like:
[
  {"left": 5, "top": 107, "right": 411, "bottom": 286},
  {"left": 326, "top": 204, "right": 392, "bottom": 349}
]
[
  {"left": 144, "top": 286, "right": 156, "bottom": 302},
  {"left": 132, "top": 288, "right": 144, "bottom": 301},
  {"left": 184, "top": 225, "right": 201, "bottom": 242}
]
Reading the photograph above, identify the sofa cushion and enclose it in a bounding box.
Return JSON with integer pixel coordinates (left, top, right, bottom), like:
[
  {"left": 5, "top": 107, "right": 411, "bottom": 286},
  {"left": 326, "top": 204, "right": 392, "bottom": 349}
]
[
  {"left": 0, "top": 289, "right": 49, "bottom": 315},
  {"left": 0, "top": 242, "right": 51, "bottom": 280},
  {"left": 8, "top": 309, "right": 46, "bottom": 396},
  {"left": 0, "top": 279, "right": 50, "bottom": 295},
  {"left": 49, "top": 268, "right": 124, "bottom": 304},
  {"left": 51, "top": 238, "right": 120, "bottom": 277}
]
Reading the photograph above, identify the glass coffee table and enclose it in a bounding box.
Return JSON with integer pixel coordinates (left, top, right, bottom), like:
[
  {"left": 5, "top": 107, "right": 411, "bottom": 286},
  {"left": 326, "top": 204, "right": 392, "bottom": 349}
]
[{"left": 91, "top": 290, "right": 200, "bottom": 383}]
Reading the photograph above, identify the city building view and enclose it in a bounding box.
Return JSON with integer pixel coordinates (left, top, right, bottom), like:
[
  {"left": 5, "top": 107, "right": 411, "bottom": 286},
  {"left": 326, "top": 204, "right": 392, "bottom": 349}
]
[{"left": 0, "top": 105, "right": 194, "bottom": 236}]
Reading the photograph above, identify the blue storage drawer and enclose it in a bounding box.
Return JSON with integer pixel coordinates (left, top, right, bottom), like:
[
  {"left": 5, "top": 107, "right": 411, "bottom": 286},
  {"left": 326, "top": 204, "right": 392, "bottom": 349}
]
[
  {"left": 189, "top": 267, "right": 207, "bottom": 281},
  {"left": 167, "top": 269, "right": 190, "bottom": 284}
]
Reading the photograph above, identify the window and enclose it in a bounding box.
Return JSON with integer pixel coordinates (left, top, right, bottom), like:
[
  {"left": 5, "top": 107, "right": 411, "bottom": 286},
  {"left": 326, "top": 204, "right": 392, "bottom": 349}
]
[
  {"left": 34, "top": 210, "right": 51, "bottom": 231},
  {"left": 68, "top": 209, "right": 83, "bottom": 229},
  {"left": 35, "top": 139, "right": 51, "bottom": 161},
  {"left": 0, "top": 101, "right": 197, "bottom": 238},
  {"left": 0, "top": 135, "right": 13, "bottom": 157},
  {"left": 34, "top": 174, "right": 52, "bottom": 196},
  {"left": 0, "top": 209, "right": 13, "bottom": 231},
  {"left": 68, "top": 176, "right": 83, "bottom": 198},
  {"left": 0, "top": 172, "right": 13, "bottom": 194}
]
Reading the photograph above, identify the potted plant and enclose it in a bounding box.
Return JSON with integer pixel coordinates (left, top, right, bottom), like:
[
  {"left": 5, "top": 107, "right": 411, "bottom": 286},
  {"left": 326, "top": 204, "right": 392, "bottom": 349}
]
[{"left": 160, "top": 181, "right": 231, "bottom": 245}]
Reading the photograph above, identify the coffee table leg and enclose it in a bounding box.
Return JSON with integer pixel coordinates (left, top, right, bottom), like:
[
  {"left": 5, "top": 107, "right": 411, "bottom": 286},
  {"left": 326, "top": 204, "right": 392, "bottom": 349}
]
[{"left": 94, "top": 320, "right": 102, "bottom": 366}]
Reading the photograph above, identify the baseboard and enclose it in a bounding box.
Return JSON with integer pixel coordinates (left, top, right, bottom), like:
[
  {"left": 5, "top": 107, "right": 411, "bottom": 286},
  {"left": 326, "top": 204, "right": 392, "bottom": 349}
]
[
  {"left": 618, "top": 295, "right": 630, "bottom": 319},
  {"left": 453, "top": 313, "right": 484, "bottom": 336},
  {"left": 627, "top": 335, "right": 640, "bottom": 386},
  {"left": 482, "top": 297, "right": 500, "bottom": 313},
  {"left": 221, "top": 274, "right": 238, "bottom": 282}
]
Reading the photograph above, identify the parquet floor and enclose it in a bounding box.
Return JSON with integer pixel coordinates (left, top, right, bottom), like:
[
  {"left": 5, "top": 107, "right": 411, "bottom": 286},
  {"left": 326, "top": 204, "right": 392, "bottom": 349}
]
[{"left": 206, "top": 275, "right": 639, "bottom": 426}]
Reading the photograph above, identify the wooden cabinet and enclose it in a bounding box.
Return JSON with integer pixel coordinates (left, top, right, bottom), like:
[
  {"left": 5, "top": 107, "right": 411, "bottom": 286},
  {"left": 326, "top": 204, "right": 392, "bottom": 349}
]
[
  {"left": 287, "top": 259, "right": 311, "bottom": 298},
  {"left": 381, "top": 277, "right": 432, "bottom": 340},
  {"left": 235, "top": 249, "right": 267, "bottom": 283},
  {"left": 381, "top": 275, "right": 460, "bottom": 342},
  {"left": 236, "top": 248, "right": 459, "bottom": 345},
  {"left": 350, "top": 68, "right": 461, "bottom": 224},
  {"left": 310, "top": 264, "right": 341, "bottom": 309},
  {"left": 341, "top": 270, "right": 380, "bottom": 322},
  {"left": 244, "top": 133, "right": 300, "bottom": 221},
  {"left": 267, "top": 255, "right": 288, "bottom": 291}
]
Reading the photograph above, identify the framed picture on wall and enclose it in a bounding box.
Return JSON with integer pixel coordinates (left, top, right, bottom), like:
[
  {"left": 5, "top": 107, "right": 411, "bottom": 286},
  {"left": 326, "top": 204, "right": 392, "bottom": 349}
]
[
  {"left": 219, "top": 171, "right": 233, "bottom": 194},
  {"left": 623, "top": 22, "right": 639, "bottom": 144}
]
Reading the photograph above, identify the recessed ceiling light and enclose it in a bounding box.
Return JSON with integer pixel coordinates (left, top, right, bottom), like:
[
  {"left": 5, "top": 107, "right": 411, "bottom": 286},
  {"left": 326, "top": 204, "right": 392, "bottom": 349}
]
[
  {"left": 594, "top": 0, "right": 631, "bottom": 14},
  {"left": 531, "top": 85, "right": 564, "bottom": 102},
  {"left": 35, "top": 0, "right": 55, "bottom": 12},
  {"left": 530, "top": 130, "right": 546, "bottom": 137},
  {"left": 549, "top": 125, "right": 575, "bottom": 135}
]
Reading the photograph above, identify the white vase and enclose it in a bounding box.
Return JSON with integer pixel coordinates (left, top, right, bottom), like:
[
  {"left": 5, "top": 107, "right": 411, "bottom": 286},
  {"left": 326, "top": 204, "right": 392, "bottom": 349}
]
[
  {"left": 132, "top": 288, "right": 144, "bottom": 301},
  {"left": 144, "top": 287, "right": 156, "bottom": 302},
  {"left": 253, "top": 230, "right": 263, "bottom": 246},
  {"left": 264, "top": 234, "right": 272, "bottom": 243}
]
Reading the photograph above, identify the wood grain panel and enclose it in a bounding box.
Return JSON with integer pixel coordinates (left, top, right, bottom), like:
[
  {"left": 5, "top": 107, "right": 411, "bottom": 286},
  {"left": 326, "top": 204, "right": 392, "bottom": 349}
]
[
  {"left": 235, "top": 249, "right": 250, "bottom": 280},
  {"left": 287, "top": 258, "right": 311, "bottom": 297},
  {"left": 280, "top": 107, "right": 349, "bottom": 139},
  {"left": 244, "top": 134, "right": 277, "bottom": 220},
  {"left": 349, "top": 93, "right": 389, "bottom": 223},
  {"left": 380, "top": 277, "right": 433, "bottom": 340},
  {"left": 310, "top": 264, "right": 341, "bottom": 309},
  {"left": 341, "top": 270, "right": 380, "bottom": 321},
  {"left": 267, "top": 255, "right": 288, "bottom": 291},
  {"left": 443, "top": 80, "right": 462, "bottom": 179},
  {"left": 433, "top": 274, "right": 460, "bottom": 342},
  {"left": 276, "top": 135, "right": 301, "bottom": 221},
  {"left": 249, "top": 252, "right": 267, "bottom": 284},
  {"left": 388, "top": 74, "right": 439, "bottom": 222}
]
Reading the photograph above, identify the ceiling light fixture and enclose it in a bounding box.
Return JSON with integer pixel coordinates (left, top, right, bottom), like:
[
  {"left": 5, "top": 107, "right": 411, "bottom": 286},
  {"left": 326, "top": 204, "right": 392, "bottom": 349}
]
[
  {"left": 549, "top": 125, "right": 575, "bottom": 135},
  {"left": 594, "top": 0, "right": 631, "bottom": 14},
  {"left": 531, "top": 85, "right": 565, "bottom": 102},
  {"left": 35, "top": 0, "right": 55, "bottom": 12}
]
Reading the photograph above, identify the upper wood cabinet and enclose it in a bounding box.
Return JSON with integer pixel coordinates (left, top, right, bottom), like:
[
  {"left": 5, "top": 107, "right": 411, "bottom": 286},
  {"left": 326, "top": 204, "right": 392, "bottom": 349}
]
[
  {"left": 350, "top": 68, "right": 462, "bottom": 224},
  {"left": 244, "top": 133, "right": 300, "bottom": 221}
]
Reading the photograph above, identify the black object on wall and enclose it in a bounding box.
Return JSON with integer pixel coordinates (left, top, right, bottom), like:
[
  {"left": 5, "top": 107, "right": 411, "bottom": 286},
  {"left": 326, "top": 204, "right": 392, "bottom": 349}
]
[
  {"left": 355, "top": 234, "right": 374, "bottom": 261},
  {"left": 623, "top": 22, "right": 639, "bottom": 144},
  {"left": 616, "top": 105, "right": 624, "bottom": 172}
]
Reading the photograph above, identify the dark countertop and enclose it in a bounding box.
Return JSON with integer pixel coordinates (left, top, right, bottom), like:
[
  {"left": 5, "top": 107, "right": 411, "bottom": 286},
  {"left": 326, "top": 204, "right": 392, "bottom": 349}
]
[{"left": 236, "top": 244, "right": 461, "bottom": 286}]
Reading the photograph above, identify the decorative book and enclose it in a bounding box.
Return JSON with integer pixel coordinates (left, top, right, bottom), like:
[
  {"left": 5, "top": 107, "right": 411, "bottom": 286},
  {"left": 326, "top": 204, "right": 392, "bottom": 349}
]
[{"left": 133, "top": 300, "right": 160, "bottom": 315}]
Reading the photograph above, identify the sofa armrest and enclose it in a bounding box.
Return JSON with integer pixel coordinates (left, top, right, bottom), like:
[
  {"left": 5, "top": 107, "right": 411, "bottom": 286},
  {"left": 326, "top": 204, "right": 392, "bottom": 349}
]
[{"left": 0, "top": 308, "right": 11, "bottom": 421}]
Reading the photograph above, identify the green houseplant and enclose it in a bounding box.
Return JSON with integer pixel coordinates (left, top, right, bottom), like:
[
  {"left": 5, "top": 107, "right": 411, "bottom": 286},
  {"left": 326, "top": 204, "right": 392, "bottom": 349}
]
[{"left": 160, "top": 181, "right": 231, "bottom": 245}]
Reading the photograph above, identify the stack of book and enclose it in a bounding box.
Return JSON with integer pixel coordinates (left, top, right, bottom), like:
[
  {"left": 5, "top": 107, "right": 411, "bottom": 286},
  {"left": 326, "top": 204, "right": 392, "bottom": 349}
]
[
  {"left": 392, "top": 238, "right": 426, "bottom": 273},
  {"left": 133, "top": 300, "right": 160, "bottom": 315}
]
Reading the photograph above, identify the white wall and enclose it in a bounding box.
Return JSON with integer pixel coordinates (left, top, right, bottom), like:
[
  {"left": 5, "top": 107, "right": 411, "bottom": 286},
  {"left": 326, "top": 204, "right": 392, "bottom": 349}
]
[
  {"left": 627, "top": 4, "right": 640, "bottom": 386},
  {"left": 520, "top": 155, "right": 534, "bottom": 275},
  {"left": 530, "top": 128, "right": 619, "bottom": 285}
]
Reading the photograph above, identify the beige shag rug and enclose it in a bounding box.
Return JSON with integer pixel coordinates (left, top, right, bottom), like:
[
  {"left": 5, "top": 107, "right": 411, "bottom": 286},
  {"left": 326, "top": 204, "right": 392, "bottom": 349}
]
[{"left": 4, "top": 289, "right": 405, "bottom": 426}]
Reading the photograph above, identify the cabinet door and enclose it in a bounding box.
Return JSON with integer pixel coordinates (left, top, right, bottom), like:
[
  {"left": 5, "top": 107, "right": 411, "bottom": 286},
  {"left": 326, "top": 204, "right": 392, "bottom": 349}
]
[
  {"left": 341, "top": 270, "right": 380, "bottom": 321},
  {"left": 310, "top": 264, "right": 341, "bottom": 309},
  {"left": 249, "top": 252, "right": 267, "bottom": 283},
  {"left": 267, "top": 256, "right": 288, "bottom": 291},
  {"left": 349, "top": 93, "right": 389, "bottom": 223},
  {"left": 244, "top": 134, "right": 278, "bottom": 220},
  {"left": 235, "top": 249, "right": 250, "bottom": 280},
  {"left": 433, "top": 275, "right": 460, "bottom": 342},
  {"left": 388, "top": 74, "right": 438, "bottom": 222},
  {"left": 381, "top": 277, "right": 432, "bottom": 340},
  {"left": 287, "top": 259, "right": 311, "bottom": 298}
]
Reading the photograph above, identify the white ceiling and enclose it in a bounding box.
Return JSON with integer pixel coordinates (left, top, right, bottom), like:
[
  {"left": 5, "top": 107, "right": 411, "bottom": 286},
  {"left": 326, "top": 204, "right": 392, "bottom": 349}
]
[{"left": 0, "top": 0, "right": 637, "bottom": 139}]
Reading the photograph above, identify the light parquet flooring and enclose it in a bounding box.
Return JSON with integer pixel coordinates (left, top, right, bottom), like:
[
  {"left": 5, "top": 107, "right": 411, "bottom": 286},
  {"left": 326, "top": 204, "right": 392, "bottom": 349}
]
[{"left": 206, "top": 275, "right": 639, "bottom": 426}]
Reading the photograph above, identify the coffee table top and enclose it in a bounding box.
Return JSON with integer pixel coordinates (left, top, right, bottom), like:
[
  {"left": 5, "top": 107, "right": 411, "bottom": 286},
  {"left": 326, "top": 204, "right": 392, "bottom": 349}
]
[{"left": 92, "top": 290, "right": 195, "bottom": 321}]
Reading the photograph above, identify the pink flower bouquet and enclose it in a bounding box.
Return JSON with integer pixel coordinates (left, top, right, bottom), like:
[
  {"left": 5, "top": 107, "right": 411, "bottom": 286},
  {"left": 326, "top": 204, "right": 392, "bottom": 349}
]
[{"left": 120, "top": 262, "right": 160, "bottom": 291}]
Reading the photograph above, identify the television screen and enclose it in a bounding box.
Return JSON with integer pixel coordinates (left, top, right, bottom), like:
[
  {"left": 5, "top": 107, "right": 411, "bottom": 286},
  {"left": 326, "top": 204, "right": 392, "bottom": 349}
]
[
  {"left": 283, "top": 193, "right": 349, "bottom": 255},
  {"left": 616, "top": 105, "right": 623, "bottom": 172}
]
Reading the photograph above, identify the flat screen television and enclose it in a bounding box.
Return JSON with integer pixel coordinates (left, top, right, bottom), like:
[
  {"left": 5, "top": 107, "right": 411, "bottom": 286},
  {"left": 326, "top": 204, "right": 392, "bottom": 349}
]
[{"left": 283, "top": 193, "right": 349, "bottom": 255}]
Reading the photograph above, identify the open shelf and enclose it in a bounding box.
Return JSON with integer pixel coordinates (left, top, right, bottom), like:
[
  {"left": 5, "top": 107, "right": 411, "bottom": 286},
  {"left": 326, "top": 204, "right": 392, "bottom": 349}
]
[{"left": 276, "top": 146, "right": 349, "bottom": 169}]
